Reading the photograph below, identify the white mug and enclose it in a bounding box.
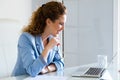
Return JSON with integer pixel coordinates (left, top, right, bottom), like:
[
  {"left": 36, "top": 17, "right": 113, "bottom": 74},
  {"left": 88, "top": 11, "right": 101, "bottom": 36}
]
[{"left": 97, "top": 55, "right": 107, "bottom": 68}]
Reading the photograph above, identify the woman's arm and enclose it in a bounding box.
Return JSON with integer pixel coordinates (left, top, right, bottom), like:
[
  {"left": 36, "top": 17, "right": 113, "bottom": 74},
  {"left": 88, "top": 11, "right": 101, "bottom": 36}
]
[{"left": 51, "top": 46, "right": 64, "bottom": 71}]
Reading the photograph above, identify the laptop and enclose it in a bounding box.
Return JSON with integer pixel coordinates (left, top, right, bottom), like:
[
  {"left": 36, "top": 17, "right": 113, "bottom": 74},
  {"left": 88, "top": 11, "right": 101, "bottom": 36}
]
[
  {"left": 71, "top": 53, "right": 117, "bottom": 78},
  {"left": 71, "top": 66, "right": 106, "bottom": 78}
]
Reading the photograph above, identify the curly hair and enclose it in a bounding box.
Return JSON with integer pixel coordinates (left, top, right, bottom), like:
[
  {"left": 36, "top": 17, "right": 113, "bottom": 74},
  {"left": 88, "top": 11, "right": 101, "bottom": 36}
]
[{"left": 22, "top": 1, "right": 66, "bottom": 36}]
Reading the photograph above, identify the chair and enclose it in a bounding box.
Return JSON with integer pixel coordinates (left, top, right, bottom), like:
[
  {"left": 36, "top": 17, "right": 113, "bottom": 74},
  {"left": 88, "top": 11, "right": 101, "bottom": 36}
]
[{"left": 0, "top": 19, "right": 21, "bottom": 78}]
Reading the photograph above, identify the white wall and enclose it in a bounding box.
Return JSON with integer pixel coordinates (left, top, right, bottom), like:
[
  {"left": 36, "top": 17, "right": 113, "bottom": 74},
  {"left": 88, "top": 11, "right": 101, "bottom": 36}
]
[
  {"left": 118, "top": 0, "right": 120, "bottom": 71},
  {"left": 64, "top": 0, "right": 116, "bottom": 68},
  {"left": 0, "top": 0, "right": 32, "bottom": 24}
]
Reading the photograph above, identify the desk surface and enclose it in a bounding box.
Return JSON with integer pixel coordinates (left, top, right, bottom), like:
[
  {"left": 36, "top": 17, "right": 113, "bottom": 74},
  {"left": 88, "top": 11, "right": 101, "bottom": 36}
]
[{"left": 0, "top": 63, "right": 120, "bottom": 80}]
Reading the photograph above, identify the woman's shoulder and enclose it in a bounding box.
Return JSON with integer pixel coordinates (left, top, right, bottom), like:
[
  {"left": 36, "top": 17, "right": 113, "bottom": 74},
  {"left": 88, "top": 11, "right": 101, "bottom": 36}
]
[
  {"left": 19, "top": 32, "right": 35, "bottom": 43},
  {"left": 20, "top": 32, "right": 34, "bottom": 38}
]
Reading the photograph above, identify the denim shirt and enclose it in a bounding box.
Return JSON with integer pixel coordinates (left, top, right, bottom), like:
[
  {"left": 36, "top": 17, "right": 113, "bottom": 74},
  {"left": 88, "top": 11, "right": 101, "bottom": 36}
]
[{"left": 12, "top": 32, "right": 64, "bottom": 77}]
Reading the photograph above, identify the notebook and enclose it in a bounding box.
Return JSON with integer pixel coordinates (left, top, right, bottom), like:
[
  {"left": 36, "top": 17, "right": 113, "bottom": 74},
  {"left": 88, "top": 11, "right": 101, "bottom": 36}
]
[{"left": 71, "top": 53, "right": 117, "bottom": 78}]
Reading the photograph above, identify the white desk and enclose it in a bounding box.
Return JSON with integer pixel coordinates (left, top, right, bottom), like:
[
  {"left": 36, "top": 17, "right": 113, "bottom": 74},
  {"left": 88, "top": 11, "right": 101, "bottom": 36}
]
[{"left": 0, "top": 63, "right": 119, "bottom": 80}]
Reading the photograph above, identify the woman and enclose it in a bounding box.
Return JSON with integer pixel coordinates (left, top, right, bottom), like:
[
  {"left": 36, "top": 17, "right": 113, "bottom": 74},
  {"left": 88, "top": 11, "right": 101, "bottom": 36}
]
[{"left": 12, "top": 1, "right": 67, "bottom": 77}]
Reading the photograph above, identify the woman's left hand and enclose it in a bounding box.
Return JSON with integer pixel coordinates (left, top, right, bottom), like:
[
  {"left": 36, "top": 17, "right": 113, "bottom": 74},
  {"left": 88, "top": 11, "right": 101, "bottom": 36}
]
[{"left": 40, "top": 66, "right": 49, "bottom": 74}]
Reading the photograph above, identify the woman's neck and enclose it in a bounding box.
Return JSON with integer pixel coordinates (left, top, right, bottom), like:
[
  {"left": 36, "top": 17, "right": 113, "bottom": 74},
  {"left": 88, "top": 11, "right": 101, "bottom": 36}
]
[
  {"left": 41, "top": 32, "right": 50, "bottom": 42},
  {"left": 41, "top": 32, "right": 50, "bottom": 47}
]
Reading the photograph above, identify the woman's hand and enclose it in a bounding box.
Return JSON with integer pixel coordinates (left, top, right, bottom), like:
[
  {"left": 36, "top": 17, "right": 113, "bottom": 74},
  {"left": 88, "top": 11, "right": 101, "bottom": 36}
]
[
  {"left": 40, "top": 66, "right": 49, "bottom": 74},
  {"left": 40, "top": 63, "right": 56, "bottom": 74},
  {"left": 41, "top": 37, "right": 60, "bottom": 62},
  {"left": 46, "top": 37, "right": 60, "bottom": 50}
]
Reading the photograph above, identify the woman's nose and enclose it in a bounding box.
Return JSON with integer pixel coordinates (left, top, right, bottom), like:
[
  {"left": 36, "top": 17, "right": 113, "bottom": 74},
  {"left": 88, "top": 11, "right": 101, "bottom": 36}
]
[{"left": 59, "top": 26, "right": 64, "bottom": 31}]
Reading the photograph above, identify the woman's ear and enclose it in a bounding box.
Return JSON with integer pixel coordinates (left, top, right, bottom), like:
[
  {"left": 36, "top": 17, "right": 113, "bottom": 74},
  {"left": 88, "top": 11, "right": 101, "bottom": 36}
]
[{"left": 46, "top": 18, "right": 52, "bottom": 25}]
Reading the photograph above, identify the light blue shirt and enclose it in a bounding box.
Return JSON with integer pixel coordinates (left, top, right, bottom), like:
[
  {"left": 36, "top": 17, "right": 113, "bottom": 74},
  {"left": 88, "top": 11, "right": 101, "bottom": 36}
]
[{"left": 12, "top": 32, "right": 64, "bottom": 77}]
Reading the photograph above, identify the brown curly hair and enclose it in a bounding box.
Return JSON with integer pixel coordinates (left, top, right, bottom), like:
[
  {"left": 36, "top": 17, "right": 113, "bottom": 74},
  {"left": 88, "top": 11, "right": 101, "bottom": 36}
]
[{"left": 22, "top": 1, "right": 66, "bottom": 36}]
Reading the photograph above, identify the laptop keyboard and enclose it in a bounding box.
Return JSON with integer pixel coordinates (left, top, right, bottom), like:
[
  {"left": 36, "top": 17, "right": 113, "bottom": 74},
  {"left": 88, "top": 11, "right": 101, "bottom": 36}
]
[{"left": 84, "top": 67, "right": 105, "bottom": 76}]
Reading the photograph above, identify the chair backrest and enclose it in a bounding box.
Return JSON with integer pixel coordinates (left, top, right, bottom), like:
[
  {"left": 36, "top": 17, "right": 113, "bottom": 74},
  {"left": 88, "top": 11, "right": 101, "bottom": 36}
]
[{"left": 0, "top": 19, "right": 21, "bottom": 78}]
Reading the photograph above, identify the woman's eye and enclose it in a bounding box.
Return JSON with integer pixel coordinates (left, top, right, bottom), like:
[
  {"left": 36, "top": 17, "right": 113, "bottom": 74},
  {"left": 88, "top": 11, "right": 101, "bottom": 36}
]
[{"left": 59, "top": 23, "right": 64, "bottom": 26}]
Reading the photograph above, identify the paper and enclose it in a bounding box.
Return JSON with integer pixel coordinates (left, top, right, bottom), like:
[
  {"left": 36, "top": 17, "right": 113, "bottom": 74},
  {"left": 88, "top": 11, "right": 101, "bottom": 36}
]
[{"left": 23, "top": 75, "right": 68, "bottom": 80}]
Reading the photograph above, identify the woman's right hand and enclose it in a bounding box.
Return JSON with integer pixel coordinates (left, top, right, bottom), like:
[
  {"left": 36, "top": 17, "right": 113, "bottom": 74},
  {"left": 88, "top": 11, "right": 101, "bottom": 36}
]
[
  {"left": 41, "top": 37, "right": 60, "bottom": 62},
  {"left": 46, "top": 37, "right": 60, "bottom": 50}
]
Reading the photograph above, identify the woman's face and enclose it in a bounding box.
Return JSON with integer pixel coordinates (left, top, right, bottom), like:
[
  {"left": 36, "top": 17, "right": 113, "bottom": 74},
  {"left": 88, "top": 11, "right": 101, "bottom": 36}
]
[{"left": 48, "top": 14, "right": 67, "bottom": 37}]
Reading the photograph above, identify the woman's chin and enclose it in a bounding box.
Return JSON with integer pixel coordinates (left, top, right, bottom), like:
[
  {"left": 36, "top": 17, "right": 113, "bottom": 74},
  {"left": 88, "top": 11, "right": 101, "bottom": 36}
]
[{"left": 52, "top": 34, "right": 59, "bottom": 37}]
